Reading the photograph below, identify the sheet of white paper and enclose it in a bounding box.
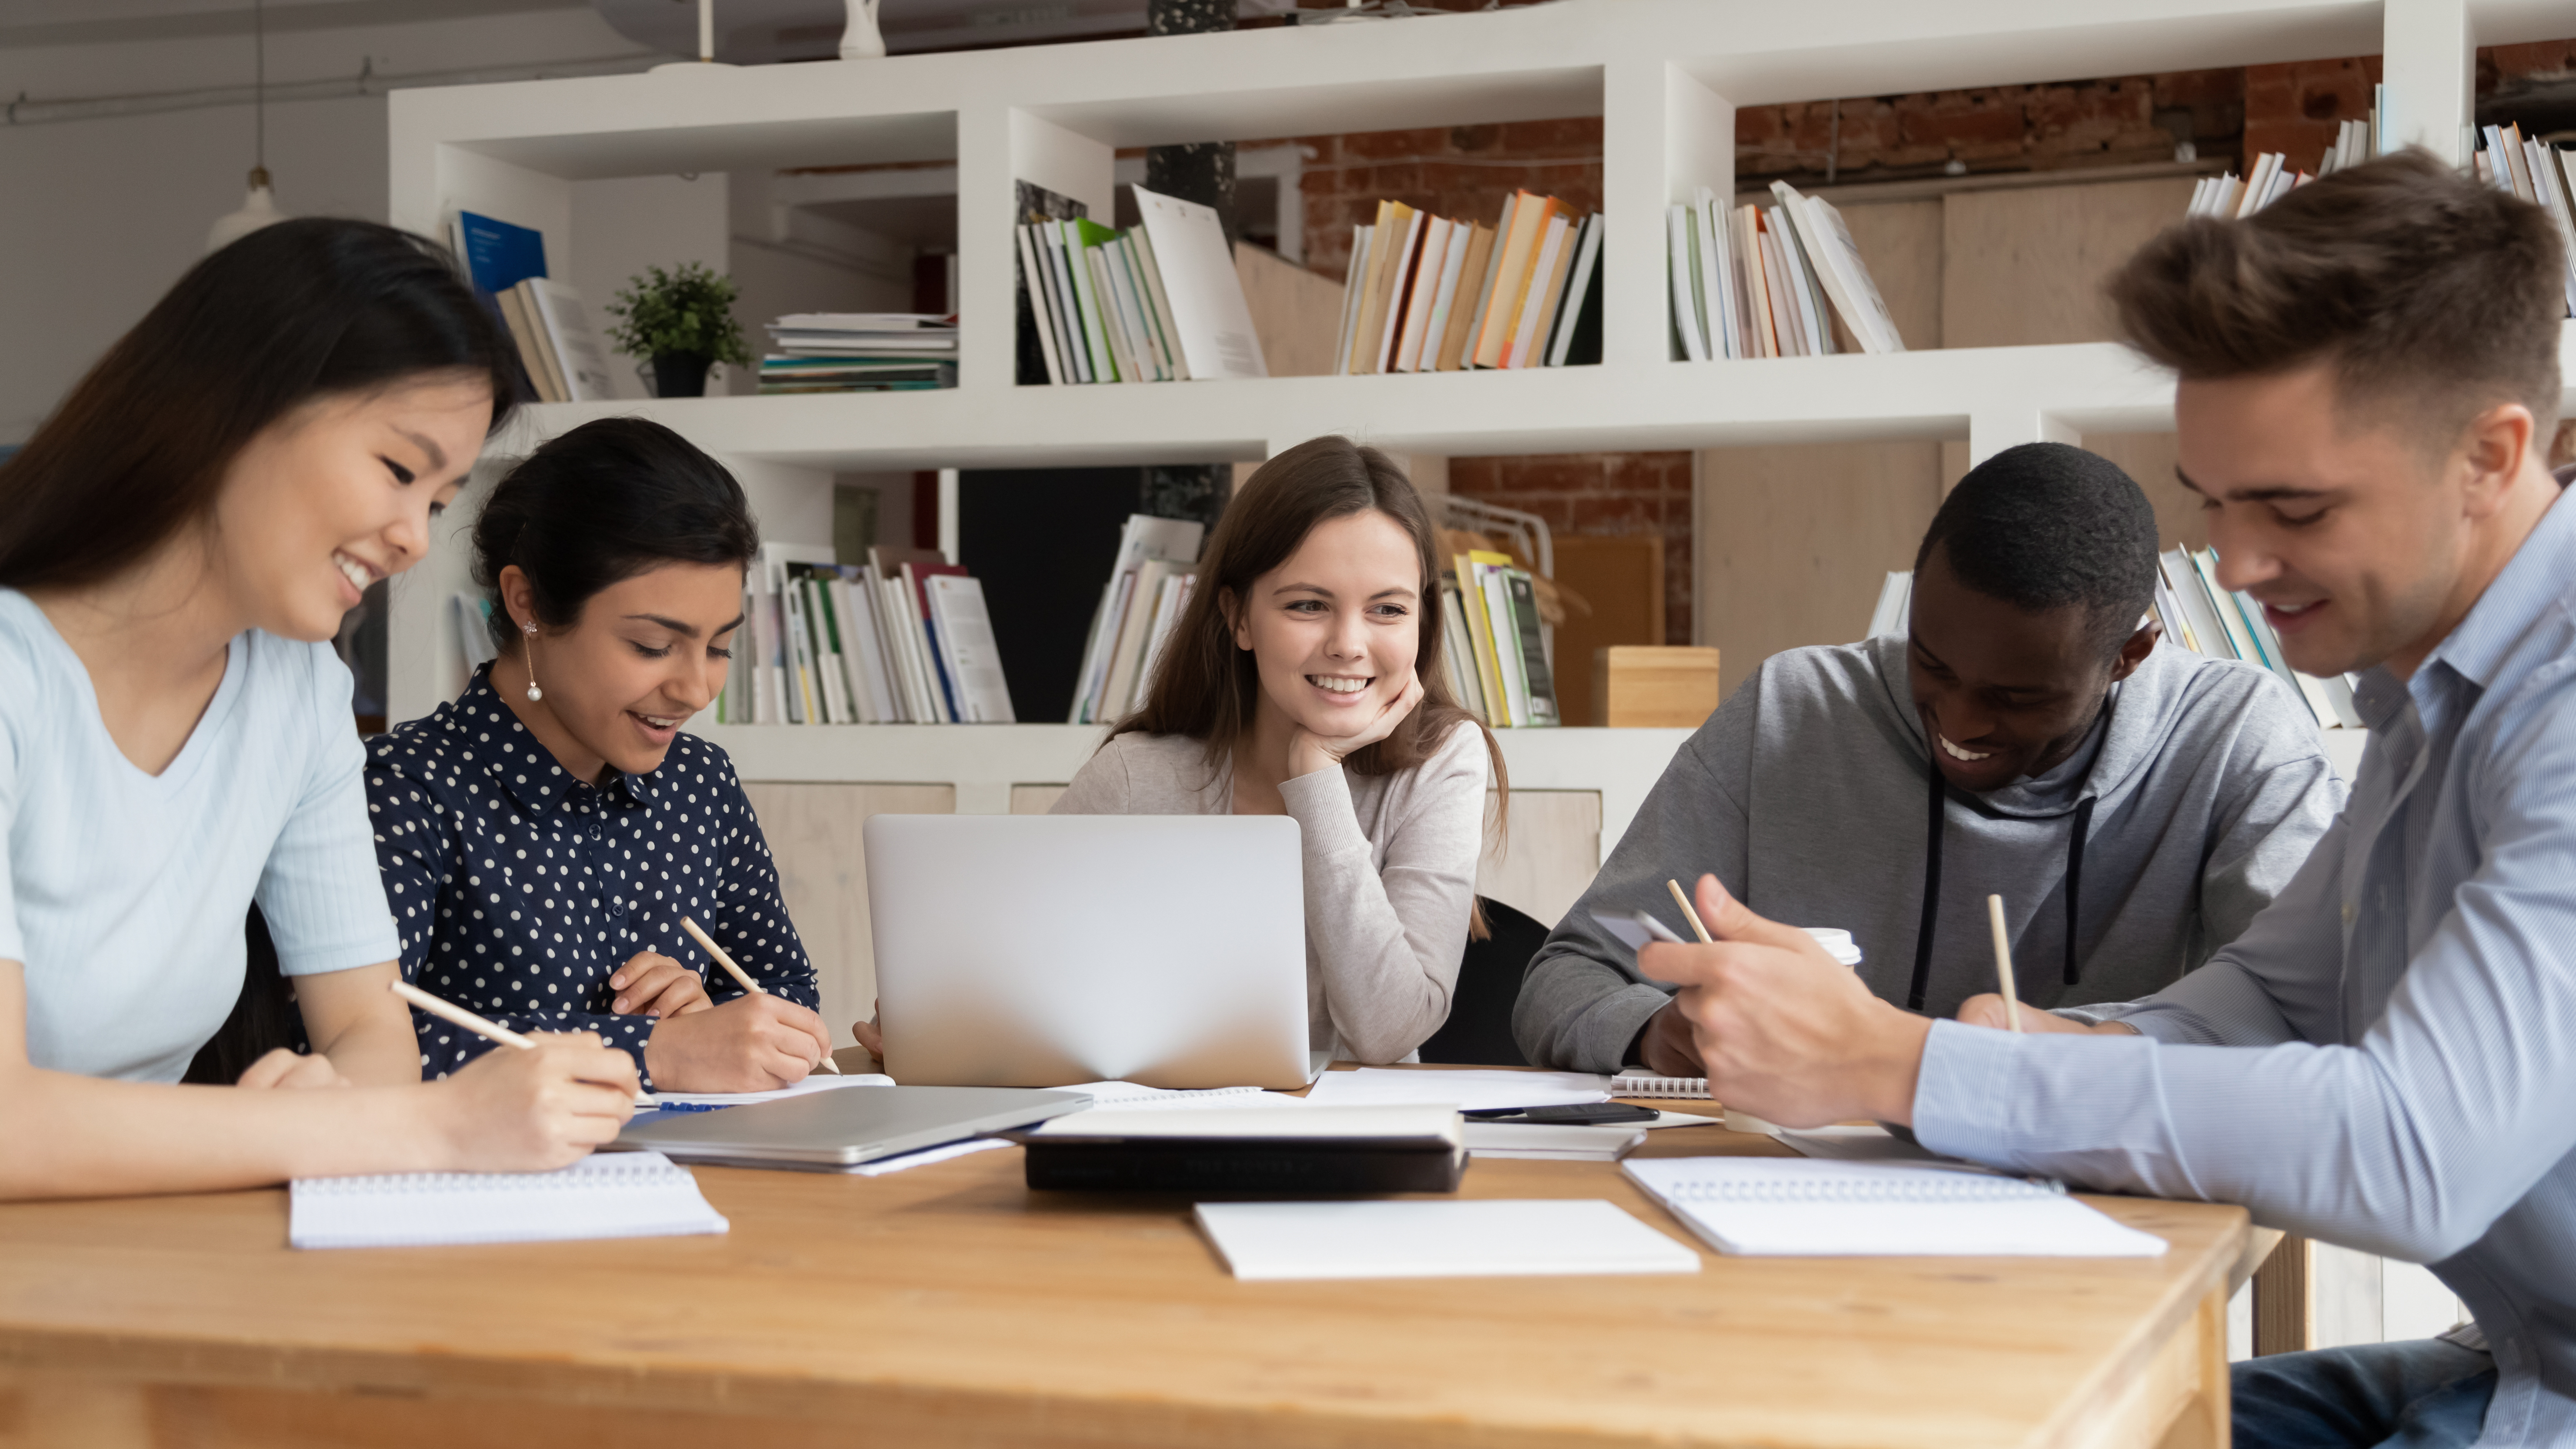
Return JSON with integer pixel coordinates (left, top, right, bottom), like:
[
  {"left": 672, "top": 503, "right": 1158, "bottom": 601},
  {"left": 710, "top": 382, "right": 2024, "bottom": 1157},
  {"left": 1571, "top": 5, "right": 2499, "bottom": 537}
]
[
  {"left": 1302, "top": 1069, "right": 1608, "bottom": 1113},
  {"left": 640, "top": 1074, "right": 894, "bottom": 1108},
  {"left": 841, "top": 1137, "right": 1016, "bottom": 1177},
  {"left": 1049, "top": 1081, "right": 1309, "bottom": 1111},
  {"left": 1195, "top": 1199, "right": 1700, "bottom": 1280}
]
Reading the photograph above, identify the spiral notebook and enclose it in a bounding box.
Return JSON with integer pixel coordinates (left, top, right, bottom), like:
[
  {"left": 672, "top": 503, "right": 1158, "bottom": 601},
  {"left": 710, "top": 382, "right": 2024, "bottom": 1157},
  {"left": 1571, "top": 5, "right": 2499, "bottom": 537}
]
[
  {"left": 289, "top": 1151, "right": 730, "bottom": 1250},
  {"left": 1608, "top": 1071, "right": 1710, "bottom": 1099},
  {"left": 1622, "top": 1157, "right": 2165, "bottom": 1257}
]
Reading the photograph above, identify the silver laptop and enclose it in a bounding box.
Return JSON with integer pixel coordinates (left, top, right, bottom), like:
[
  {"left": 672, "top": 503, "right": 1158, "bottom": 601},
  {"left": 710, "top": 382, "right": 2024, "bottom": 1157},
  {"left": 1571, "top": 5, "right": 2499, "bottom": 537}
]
[
  {"left": 617, "top": 1085, "right": 1087, "bottom": 1169},
  {"left": 865, "top": 814, "right": 1315, "bottom": 1090}
]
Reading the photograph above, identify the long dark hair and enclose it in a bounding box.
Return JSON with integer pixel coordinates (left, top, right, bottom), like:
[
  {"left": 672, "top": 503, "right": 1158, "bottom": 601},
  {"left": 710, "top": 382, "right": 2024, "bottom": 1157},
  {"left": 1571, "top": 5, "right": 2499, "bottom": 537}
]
[
  {"left": 1119, "top": 434, "right": 1507, "bottom": 801},
  {"left": 472, "top": 417, "right": 760, "bottom": 650},
  {"left": 0, "top": 218, "right": 520, "bottom": 590}
]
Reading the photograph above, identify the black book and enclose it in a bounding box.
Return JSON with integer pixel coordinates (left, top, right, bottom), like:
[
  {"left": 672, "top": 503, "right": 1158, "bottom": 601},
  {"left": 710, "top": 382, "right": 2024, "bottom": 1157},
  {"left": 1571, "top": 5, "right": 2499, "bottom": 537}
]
[{"left": 1013, "top": 1103, "right": 1465, "bottom": 1196}]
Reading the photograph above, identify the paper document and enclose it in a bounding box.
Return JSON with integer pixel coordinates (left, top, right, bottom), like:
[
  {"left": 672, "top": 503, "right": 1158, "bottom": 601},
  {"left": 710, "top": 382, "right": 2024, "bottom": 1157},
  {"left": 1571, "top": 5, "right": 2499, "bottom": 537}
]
[
  {"left": 1624, "top": 1158, "right": 2167, "bottom": 1257},
  {"left": 1302, "top": 1068, "right": 1609, "bottom": 1113},
  {"left": 290, "top": 1150, "right": 728, "bottom": 1249},
  {"left": 1052, "top": 1081, "right": 1310, "bottom": 1111},
  {"left": 1195, "top": 1199, "right": 1700, "bottom": 1280},
  {"left": 640, "top": 1074, "right": 893, "bottom": 1108}
]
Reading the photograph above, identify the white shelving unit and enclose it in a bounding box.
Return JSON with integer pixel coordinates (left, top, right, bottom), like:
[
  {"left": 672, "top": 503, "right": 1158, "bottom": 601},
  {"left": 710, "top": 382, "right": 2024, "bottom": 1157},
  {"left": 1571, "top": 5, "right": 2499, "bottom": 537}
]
[{"left": 386, "top": 0, "right": 2556, "bottom": 820}]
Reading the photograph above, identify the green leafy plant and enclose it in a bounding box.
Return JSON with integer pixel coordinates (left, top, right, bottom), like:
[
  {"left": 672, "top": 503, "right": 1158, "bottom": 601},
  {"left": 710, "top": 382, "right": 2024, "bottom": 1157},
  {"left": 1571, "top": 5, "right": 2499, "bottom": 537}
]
[{"left": 603, "top": 263, "right": 751, "bottom": 367}]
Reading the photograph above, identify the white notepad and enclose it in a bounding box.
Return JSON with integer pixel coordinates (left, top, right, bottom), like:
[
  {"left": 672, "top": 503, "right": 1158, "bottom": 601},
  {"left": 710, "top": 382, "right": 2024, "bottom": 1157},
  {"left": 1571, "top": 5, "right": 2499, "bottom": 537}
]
[
  {"left": 1194, "top": 1200, "right": 1701, "bottom": 1280},
  {"left": 289, "top": 1151, "right": 729, "bottom": 1250},
  {"left": 1623, "top": 1158, "right": 2167, "bottom": 1258},
  {"left": 1302, "top": 1069, "right": 1608, "bottom": 1113}
]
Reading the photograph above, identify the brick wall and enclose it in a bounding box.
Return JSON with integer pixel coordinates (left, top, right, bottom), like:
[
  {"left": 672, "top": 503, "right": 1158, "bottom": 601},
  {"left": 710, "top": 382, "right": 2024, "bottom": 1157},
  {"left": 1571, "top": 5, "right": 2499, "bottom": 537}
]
[
  {"left": 1445, "top": 451, "right": 1694, "bottom": 650},
  {"left": 1289, "top": 38, "right": 2575, "bottom": 656}
]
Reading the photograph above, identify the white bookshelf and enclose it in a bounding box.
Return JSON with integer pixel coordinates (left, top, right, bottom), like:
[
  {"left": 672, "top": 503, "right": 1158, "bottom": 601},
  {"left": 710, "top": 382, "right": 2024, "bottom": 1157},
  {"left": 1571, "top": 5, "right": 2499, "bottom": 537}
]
[{"left": 386, "top": 0, "right": 2543, "bottom": 806}]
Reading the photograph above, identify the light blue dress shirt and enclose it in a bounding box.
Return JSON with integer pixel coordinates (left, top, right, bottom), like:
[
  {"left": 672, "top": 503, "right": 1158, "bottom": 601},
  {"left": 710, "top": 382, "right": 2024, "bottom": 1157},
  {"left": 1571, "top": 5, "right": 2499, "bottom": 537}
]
[{"left": 1914, "top": 486, "right": 2576, "bottom": 1447}]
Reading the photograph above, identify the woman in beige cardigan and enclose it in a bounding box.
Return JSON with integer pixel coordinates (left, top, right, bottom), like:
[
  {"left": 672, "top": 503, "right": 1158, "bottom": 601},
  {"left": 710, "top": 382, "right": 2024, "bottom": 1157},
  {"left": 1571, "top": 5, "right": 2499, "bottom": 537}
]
[{"left": 1053, "top": 437, "right": 1505, "bottom": 1064}]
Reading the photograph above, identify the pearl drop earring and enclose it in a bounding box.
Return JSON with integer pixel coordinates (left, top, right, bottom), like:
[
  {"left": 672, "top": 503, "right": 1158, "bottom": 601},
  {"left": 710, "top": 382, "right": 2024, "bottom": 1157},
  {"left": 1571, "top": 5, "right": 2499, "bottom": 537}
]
[{"left": 521, "top": 623, "right": 544, "bottom": 703}]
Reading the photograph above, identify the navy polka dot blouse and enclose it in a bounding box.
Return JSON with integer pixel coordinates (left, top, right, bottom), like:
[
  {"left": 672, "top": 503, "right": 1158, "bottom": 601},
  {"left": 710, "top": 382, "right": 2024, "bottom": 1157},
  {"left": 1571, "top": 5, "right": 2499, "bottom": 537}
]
[{"left": 364, "top": 666, "right": 820, "bottom": 1088}]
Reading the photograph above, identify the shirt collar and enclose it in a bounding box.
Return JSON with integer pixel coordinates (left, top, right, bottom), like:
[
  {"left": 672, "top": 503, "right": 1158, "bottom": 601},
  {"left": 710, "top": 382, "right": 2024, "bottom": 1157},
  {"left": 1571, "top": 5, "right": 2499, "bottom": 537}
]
[
  {"left": 453, "top": 666, "right": 659, "bottom": 814},
  {"left": 2416, "top": 482, "right": 2576, "bottom": 693}
]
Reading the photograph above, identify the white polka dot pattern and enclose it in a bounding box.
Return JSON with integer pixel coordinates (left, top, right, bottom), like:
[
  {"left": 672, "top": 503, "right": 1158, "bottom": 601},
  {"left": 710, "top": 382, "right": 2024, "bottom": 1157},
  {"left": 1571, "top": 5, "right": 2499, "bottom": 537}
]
[{"left": 363, "top": 669, "right": 819, "bottom": 1089}]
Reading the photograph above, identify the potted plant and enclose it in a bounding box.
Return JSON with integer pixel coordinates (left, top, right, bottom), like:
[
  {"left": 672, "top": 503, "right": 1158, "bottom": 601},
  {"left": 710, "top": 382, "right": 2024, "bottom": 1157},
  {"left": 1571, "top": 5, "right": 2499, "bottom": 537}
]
[{"left": 603, "top": 263, "right": 751, "bottom": 398}]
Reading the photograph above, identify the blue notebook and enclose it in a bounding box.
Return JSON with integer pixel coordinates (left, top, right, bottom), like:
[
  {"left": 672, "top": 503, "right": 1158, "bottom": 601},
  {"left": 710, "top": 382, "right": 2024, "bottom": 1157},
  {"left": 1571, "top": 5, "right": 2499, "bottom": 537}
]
[{"left": 453, "top": 210, "right": 547, "bottom": 296}]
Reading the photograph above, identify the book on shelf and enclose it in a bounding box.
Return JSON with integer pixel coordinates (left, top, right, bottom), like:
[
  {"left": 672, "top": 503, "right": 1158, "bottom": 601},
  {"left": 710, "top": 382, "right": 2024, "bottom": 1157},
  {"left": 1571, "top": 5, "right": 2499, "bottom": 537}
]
[
  {"left": 445, "top": 210, "right": 556, "bottom": 403},
  {"left": 1330, "top": 190, "right": 1599, "bottom": 375},
  {"left": 1012, "top": 187, "right": 1263, "bottom": 387},
  {"left": 2474, "top": 122, "right": 2576, "bottom": 317},
  {"left": 1668, "top": 181, "right": 1904, "bottom": 361},
  {"left": 760, "top": 312, "right": 958, "bottom": 394},
  {"left": 2186, "top": 95, "right": 2389, "bottom": 225},
  {"left": 1070, "top": 514, "right": 1207, "bottom": 725},
  {"left": 710, "top": 544, "right": 1014, "bottom": 726},
  {"left": 1442, "top": 549, "right": 1555, "bottom": 728},
  {"left": 519, "top": 278, "right": 617, "bottom": 402},
  {"left": 1856, "top": 556, "right": 2364, "bottom": 734}
]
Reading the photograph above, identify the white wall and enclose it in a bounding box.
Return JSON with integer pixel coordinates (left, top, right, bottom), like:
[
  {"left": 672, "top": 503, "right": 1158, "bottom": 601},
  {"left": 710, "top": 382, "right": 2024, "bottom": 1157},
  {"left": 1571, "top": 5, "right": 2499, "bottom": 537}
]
[{"left": 0, "top": 7, "right": 647, "bottom": 441}]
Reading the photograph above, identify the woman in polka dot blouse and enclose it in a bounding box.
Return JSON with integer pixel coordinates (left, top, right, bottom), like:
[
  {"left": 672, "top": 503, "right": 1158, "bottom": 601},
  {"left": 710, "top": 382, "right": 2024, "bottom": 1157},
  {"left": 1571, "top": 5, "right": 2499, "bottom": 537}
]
[{"left": 368, "top": 418, "right": 831, "bottom": 1093}]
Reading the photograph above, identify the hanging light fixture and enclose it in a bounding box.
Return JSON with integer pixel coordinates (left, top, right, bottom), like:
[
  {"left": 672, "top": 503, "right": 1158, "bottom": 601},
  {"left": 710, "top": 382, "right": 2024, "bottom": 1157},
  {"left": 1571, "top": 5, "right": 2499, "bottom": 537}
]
[{"left": 207, "top": 0, "right": 288, "bottom": 253}]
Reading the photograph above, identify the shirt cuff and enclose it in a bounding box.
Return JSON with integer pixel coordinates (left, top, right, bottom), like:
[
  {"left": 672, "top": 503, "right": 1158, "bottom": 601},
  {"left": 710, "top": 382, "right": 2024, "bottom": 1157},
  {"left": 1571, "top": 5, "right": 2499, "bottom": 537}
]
[
  {"left": 1909, "top": 1018, "right": 2020, "bottom": 1163},
  {"left": 1278, "top": 764, "right": 1367, "bottom": 852}
]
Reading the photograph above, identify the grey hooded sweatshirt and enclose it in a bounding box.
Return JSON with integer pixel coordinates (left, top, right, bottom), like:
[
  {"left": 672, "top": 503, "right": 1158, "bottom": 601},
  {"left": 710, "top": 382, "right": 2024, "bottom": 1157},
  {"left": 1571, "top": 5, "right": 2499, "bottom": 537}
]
[{"left": 1514, "top": 634, "right": 2347, "bottom": 1072}]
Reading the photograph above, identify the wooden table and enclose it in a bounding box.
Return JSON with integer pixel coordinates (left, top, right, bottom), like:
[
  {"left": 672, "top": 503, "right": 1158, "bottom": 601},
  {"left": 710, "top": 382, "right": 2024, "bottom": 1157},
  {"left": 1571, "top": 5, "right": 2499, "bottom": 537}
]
[{"left": 0, "top": 1088, "right": 2244, "bottom": 1449}]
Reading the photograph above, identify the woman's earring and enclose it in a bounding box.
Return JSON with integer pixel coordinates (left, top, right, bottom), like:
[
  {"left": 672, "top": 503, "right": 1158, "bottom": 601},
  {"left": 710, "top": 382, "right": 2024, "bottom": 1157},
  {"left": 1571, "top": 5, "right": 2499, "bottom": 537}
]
[{"left": 521, "top": 623, "right": 544, "bottom": 703}]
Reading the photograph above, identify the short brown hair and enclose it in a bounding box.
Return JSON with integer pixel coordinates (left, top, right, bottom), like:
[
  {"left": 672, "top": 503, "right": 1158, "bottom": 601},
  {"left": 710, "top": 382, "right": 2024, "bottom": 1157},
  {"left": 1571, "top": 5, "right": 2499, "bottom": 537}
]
[{"left": 2108, "top": 148, "right": 2563, "bottom": 442}]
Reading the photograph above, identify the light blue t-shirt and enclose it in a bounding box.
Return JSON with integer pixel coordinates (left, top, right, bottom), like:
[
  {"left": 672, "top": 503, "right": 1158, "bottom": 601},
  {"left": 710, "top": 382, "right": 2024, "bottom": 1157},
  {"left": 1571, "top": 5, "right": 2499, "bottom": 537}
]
[{"left": 0, "top": 589, "right": 401, "bottom": 1082}]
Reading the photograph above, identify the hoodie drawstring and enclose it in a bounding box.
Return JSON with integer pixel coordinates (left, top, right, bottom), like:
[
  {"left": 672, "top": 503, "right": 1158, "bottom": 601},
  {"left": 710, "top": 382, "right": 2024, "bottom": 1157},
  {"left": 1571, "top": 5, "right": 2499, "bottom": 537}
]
[
  {"left": 1908, "top": 762, "right": 1947, "bottom": 1012},
  {"left": 1908, "top": 761, "right": 2103, "bottom": 1011}
]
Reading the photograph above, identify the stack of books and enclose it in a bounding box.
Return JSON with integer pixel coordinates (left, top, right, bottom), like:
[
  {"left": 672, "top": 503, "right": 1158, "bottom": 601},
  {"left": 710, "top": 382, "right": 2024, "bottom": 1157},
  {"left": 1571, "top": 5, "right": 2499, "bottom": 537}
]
[
  {"left": 716, "top": 543, "right": 1013, "bottom": 725},
  {"left": 758, "top": 313, "right": 957, "bottom": 394},
  {"left": 1667, "top": 180, "right": 1903, "bottom": 362},
  {"left": 1442, "top": 549, "right": 1558, "bottom": 728},
  {"left": 1069, "top": 515, "right": 1206, "bottom": 725},
  {"left": 1332, "top": 190, "right": 1601, "bottom": 374},
  {"left": 1865, "top": 547, "right": 2363, "bottom": 732},
  {"left": 1015, "top": 185, "right": 1267, "bottom": 386},
  {"left": 2476, "top": 122, "right": 2576, "bottom": 317},
  {"left": 2186, "top": 93, "right": 2381, "bottom": 220},
  {"left": 446, "top": 209, "right": 616, "bottom": 403}
]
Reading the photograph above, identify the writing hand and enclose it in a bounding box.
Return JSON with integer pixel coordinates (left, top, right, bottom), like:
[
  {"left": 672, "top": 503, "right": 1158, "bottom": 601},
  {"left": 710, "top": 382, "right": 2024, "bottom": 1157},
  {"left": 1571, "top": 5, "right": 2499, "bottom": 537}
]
[
  {"left": 609, "top": 950, "right": 712, "bottom": 1017},
  {"left": 1956, "top": 993, "right": 2135, "bottom": 1035},
  {"left": 1288, "top": 671, "right": 1427, "bottom": 779},
  {"left": 1640, "top": 874, "right": 1931, "bottom": 1129},
  {"left": 643, "top": 993, "right": 834, "bottom": 1093},
  {"left": 1634, "top": 998, "right": 1705, "bottom": 1078},
  {"left": 434, "top": 1031, "right": 638, "bottom": 1172}
]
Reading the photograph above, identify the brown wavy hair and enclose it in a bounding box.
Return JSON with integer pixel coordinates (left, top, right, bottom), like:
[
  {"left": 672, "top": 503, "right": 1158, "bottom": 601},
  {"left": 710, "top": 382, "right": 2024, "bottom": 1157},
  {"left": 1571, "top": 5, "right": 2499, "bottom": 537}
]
[{"left": 1114, "top": 437, "right": 1506, "bottom": 915}]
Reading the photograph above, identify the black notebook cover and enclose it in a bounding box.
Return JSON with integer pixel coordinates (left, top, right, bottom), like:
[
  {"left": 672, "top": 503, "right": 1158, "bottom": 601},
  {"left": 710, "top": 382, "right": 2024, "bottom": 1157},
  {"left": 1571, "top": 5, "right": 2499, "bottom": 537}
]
[{"left": 1021, "top": 1138, "right": 1464, "bottom": 1195}]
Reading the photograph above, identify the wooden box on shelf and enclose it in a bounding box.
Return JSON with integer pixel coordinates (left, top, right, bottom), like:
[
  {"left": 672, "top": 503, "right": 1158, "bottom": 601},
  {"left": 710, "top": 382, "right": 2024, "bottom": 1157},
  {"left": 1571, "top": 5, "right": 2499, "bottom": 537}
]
[{"left": 1595, "top": 646, "right": 1719, "bottom": 728}]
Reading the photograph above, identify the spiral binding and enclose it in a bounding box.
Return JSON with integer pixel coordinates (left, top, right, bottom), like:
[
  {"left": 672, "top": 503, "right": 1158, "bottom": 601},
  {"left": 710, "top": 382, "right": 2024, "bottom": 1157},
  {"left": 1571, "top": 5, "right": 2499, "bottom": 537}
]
[
  {"left": 1607, "top": 1072, "right": 1709, "bottom": 1099},
  {"left": 293, "top": 1159, "right": 690, "bottom": 1196},
  {"left": 1659, "top": 1174, "right": 2054, "bottom": 1204}
]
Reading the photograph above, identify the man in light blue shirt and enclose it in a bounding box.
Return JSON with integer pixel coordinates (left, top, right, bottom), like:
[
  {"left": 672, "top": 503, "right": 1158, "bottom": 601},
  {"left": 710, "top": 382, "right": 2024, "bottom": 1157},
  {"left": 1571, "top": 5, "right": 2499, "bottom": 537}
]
[{"left": 1640, "top": 150, "right": 2576, "bottom": 1448}]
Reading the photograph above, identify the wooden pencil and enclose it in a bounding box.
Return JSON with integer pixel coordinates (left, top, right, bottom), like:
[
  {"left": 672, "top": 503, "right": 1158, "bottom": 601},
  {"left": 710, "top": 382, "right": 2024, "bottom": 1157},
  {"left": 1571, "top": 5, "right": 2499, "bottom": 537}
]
[
  {"left": 679, "top": 916, "right": 841, "bottom": 1073},
  {"left": 1986, "top": 894, "right": 2023, "bottom": 1033},
  {"left": 1666, "top": 879, "right": 1715, "bottom": 944},
  {"left": 390, "top": 980, "right": 536, "bottom": 1051}
]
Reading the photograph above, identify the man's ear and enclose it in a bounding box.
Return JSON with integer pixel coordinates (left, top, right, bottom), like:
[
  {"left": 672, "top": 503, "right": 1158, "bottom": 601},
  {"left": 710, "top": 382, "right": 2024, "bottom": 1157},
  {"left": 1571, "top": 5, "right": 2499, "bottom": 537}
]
[
  {"left": 2108, "top": 615, "right": 2160, "bottom": 683},
  {"left": 2459, "top": 401, "right": 2537, "bottom": 519}
]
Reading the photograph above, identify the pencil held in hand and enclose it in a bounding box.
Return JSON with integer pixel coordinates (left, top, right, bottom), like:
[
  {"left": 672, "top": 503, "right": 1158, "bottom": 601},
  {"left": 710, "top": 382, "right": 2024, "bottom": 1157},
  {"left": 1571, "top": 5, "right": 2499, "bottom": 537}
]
[
  {"left": 1986, "top": 894, "right": 2023, "bottom": 1033},
  {"left": 391, "top": 980, "right": 536, "bottom": 1051},
  {"left": 1666, "top": 879, "right": 1715, "bottom": 943},
  {"left": 678, "top": 916, "right": 841, "bottom": 1073}
]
